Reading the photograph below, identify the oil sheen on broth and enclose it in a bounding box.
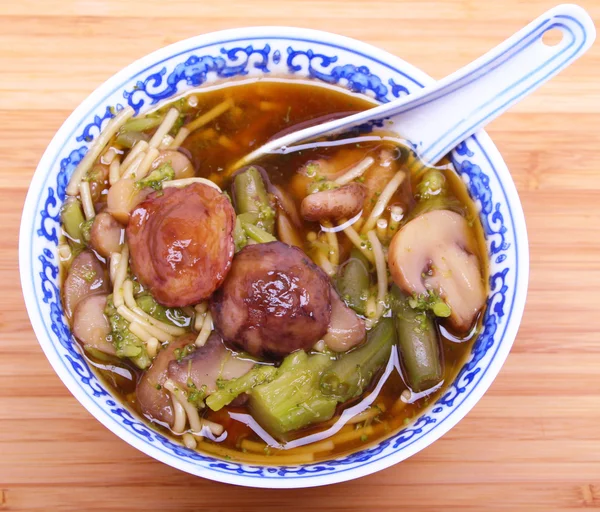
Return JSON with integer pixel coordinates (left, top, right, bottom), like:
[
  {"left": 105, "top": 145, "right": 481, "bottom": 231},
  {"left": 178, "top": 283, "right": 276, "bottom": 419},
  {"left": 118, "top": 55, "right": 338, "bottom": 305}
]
[{"left": 60, "top": 80, "right": 488, "bottom": 465}]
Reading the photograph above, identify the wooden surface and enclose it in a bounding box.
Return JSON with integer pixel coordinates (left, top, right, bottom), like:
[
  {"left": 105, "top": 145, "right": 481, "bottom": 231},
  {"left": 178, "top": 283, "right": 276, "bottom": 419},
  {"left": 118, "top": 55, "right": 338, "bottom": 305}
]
[{"left": 1, "top": 1, "right": 599, "bottom": 510}]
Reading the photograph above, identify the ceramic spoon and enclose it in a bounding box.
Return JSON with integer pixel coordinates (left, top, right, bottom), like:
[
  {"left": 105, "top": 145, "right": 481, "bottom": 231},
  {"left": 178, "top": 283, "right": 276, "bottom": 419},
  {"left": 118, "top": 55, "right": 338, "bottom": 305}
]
[{"left": 234, "top": 4, "right": 595, "bottom": 168}]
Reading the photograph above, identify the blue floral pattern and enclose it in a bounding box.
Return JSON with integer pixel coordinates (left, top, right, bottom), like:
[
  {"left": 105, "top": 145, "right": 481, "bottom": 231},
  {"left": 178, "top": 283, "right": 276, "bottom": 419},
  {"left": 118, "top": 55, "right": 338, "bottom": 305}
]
[{"left": 28, "top": 36, "right": 517, "bottom": 483}]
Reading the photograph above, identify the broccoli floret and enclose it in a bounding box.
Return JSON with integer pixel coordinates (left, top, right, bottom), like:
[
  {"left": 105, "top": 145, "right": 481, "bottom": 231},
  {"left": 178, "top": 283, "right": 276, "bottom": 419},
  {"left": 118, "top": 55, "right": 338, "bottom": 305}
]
[{"left": 136, "top": 162, "right": 174, "bottom": 191}]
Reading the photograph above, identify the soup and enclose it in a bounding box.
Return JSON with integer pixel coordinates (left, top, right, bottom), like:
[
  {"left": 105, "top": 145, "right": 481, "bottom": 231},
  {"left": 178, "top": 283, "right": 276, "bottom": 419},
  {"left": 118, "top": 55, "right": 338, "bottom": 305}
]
[{"left": 59, "top": 80, "right": 487, "bottom": 464}]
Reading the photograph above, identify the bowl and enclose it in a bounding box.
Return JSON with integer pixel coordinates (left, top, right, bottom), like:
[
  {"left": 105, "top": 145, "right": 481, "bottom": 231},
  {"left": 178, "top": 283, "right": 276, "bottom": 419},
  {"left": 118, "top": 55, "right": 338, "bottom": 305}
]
[{"left": 19, "top": 26, "right": 529, "bottom": 488}]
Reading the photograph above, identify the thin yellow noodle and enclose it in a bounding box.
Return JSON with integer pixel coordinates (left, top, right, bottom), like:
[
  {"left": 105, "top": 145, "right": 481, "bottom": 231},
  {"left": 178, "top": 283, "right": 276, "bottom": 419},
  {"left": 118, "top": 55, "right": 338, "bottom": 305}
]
[
  {"left": 109, "top": 252, "right": 121, "bottom": 284},
  {"left": 198, "top": 418, "right": 225, "bottom": 436},
  {"left": 322, "top": 222, "right": 339, "bottom": 266},
  {"left": 129, "top": 320, "right": 153, "bottom": 342},
  {"left": 367, "top": 230, "right": 387, "bottom": 319},
  {"left": 194, "top": 311, "right": 206, "bottom": 332},
  {"left": 112, "top": 245, "right": 129, "bottom": 308},
  {"left": 120, "top": 151, "right": 145, "bottom": 180},
  {"left": 170, "top": 390, "right": 187, "bottom": 434},
  {"left": 218, "top": 134, "right": 238, "bottom": 151},
  {"left": 164, "top": 379, "right": 203, "bottom": 432},
  {"left": 376, "top": 218, "right": 388, "bottom": 242},
  {"left": 116, "top": 305, "right": 173, "bottom": 342},
  {"left": 129, "top": 305, "right": 186, "bottom": 336},
  {"left": 149, "top": 108, "right": 180, "bottom": 149},
  {"left": 169, "top": 127, "right": 190, "bottom": 149},
  {"left": 330, "top": 425, "right": 375, "bottom": 445},
  {"left": 315, "top": 248, "right": 336, "bottom": 277},
  {"left": 182, "top": 433, "right": 197, "bottom": 449},
  {"left": 120, "top": 140, "right": 149, "bottom": 172},
  {"left": 387, "top": 205, "right": 404, "bottom": 238},
  {"left": 195, "top": 311, "right": 213, "bottom": 347},
  {"left": 133, "top": 147, "right": 160, "bottom": 181},
  {"left": 146, "top": 337, "right": 160, "bottom": 358},
  {"left": 196, "top": 441, "right": 314, "bottom": 464},
  {"left": 241, "top": 438, "right": 334, "bottom": 455},
  {"left": 101, "top": 147, "right": 118, "bottom": 165},
  {"left": 346, "top": 404, "right": 386, "bottom": 424},
  {"left": 109, "top": 158, "right": 121, "bottom": 186},
  {"left": 159, "top": 134, "right": 174, "bottom": 150},
  {"left": 122, "top": 279, "right": 137, "bottom": 310},
  {"left": 365, "top": 295, "right": 377, "bottom": 319},
  {"left": 361, "top": 171, "right": 406, "bottom": 234},
  {"left": 79, "top": 181, "right": 95, "bottom": 220},
  {"left": 58, "top": 243, "right": 72, "bottom": 262},
  {"left": 334, "top": 156, "right": 375, "bottom": 185},
  {"left": 66, "top": 106, "right": 134, "bottom": 195},
  {"left": 194, "top": 302, "right": 208, "bottom": 314},
  {"left": 162, "top": 177, "right": 222, "bottom": 192},
  {"left": 340, "top": 222, "right": 375, "bottom": 263},
  {"left": 185, "top": 99, "right": 233, "bottom": 133}
]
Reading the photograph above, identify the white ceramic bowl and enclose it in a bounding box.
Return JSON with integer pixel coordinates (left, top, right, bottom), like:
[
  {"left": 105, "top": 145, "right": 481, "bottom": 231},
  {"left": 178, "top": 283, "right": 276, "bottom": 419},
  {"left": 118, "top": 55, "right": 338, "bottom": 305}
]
[{"left": 19, "top": 27, "right": 529, "bottom": 488}]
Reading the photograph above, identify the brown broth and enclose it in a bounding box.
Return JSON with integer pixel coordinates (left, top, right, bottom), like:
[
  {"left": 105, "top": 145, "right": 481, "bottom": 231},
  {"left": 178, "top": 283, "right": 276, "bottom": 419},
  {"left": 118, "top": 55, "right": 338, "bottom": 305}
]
[{"left": 69, "top": 79, "right": 488, "bottom": 465}]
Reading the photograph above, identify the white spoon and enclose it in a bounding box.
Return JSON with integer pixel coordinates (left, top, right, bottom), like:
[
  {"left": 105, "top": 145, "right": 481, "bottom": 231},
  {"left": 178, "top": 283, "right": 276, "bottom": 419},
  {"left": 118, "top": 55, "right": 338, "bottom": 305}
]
[{"left": 234, "top": 4, "right": 595, "bottom": 168}]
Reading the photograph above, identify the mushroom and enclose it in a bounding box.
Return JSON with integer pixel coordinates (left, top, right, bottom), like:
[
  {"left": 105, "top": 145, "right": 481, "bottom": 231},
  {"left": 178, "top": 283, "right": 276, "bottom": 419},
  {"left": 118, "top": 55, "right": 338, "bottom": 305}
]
[
  {"left": 167, "top": 332, "right": 254, "bottom": 394},
  {"left": 72, "top": 293, "right": 115, "bottom": 355},
  {"left": 300, "top": 182, "right": 366, "bottom": 222},
  {"left": 106, "top": 178, "right": 151, "bottom": 225},
  {"left": 322, "top": 288, "right": 366, "bottom": 352},
  {"left": 388, "top": 209, "right": 486, "bottom": 332},
  {"left": 210, "top": 241, "right": 331, "bottom": 359},
  {"left": 89, "top": 212, "right": 123, "bottom": 258},
  {"left": 152, "top": 150, "right": 194, "bottom": 179},
  {"left": 62, "top": 250, "right": 108, "bottom": 319},
  {"left": 127, "top": 183, "right": 235, "bottom": 307}
]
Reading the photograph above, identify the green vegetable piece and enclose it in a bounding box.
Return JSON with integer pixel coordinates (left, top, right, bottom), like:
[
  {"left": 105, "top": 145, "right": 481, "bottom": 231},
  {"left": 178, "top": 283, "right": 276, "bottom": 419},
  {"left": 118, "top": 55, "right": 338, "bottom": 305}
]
[
  {"left": 115, "top": 130, "right": 149, "bottom": 149},
  {"left": 206, "top": 365, "right": 277, "bottom": 411},
  {"left": 121, "top": 116, "right": 164, "bottom": 133},
  {"left": 249, "top": 351, "right": 337, "bottom": 438},
  {"left": 80, "top": 218, "right": 94, "bottom": 244},
  {"left": 136, "top": 293, "right": 191, "bottom": 328},
  {"left": 390, "top": 286, "right": 443, "bottom": 392},
  {"left": 408, "top": 290, "right": 452, "bottom": 318},
  {"left": 136, "top": 162, "right": 174, "bottom": 191},
  {"left": 241, "top": 221, "right": 277, "bottom": 244},
  {"left": 320, "top": 317, "right": 395, "bottom": 402},
  {"left": 107, "top": 313, "right": 151, "bottom": 369},
  {"left": 417, "top": 169, "right": 446, "bottom": 200},
  {"left": 61, "top": 197, "right": 86, "bottom": 245},
  {"left": 335, "top": 248, "right": 371, "bottom": 314},
  {"left": 233, "top": 217, "right": 248, "bottom": 252},
  {"left": 233, "top": 167, "right": 275, "bottom": 233}
]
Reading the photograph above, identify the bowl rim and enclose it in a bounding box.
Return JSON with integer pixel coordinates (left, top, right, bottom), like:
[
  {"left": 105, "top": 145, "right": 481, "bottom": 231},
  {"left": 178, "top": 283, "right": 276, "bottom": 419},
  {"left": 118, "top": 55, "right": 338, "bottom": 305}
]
[{"left": 19, "top": 25, "right": 529, "bottom": 488}]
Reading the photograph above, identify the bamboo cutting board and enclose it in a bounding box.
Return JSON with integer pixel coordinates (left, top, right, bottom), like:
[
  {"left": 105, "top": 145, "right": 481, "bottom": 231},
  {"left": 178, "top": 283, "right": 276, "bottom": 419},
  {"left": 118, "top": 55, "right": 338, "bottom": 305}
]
[{"left": 1, "top": 1, "right": 599, "bottom": 510}]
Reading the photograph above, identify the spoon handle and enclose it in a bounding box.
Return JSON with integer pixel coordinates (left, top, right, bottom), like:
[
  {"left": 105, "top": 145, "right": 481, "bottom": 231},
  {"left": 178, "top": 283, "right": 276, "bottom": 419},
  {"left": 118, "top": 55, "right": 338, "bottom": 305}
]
[
  {"left": 236, "top": 4, "right": 595, "bottom": 170},
  {"left": 390, "top": 3, "right": 596, "bottom": 163}
]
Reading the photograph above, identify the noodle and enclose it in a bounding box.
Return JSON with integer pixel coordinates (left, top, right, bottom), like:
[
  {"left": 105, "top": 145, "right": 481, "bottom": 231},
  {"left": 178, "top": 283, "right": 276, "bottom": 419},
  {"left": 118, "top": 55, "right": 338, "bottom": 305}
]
[
  {"left": 340, "top": 222, "right": 375, "bottom": 263},
  {"left": 387, "top": 205, "right": 404, "bottom": 238},
  {"left": 133, "top": 147, "right": 160, "bottom": 181},
  {"left": 120, "top": 140, "right": 149, "bottom": 172},
  {"left": 129, "top": 320, "right": 154, "bottom": 342},
  {"left": 120, "top": 152, "right": 145, "bottom": 180},
  {"left": 112, "top": 245, "right": 129, "bottom": 308},
  {"left": 163, "top": 177, "right": 222, "bottom": 192},
  {"left": 159, "top": 134, "right": 174, "bottom": 150},
  {"left": 164, "top": 379, "right": 203, "bottom": 432},
  {"left": 170, "top": 391, "right": 187, "bottom": 434},
  {"left": 78, "top": 181, "right": 95, "bottom": 221},
  {"left": 148, "top": 108, "right": 179, "bottom": 149},
  {"left": 169, "top": 127, "right": 190, "bottom": 149},
  {"left": 58, "top": 243, "right": 71, "bottom": 262},
  {"left": 315, "top": 248, "right": 336, "bottom": 277},
  {"left": 182, "top": 433, "right": 197, "bottom": 449},
  {"left": 129, "top": 305, "right": 186, "bottom": 336},
  {"left": 334, "top": 156, "right": 375, "bottom": 185},
  {"left": 100, "top": 147, "right": 118, "bottom": 166},
  {"left": 185, "top": 99, "right": 233, "bottom": 133},
  {"left": 376, "top": 218, "right": 388, "bottom": 242},
  {"left": 346, "top": 404, "right": 386, "bottom": 424},
  {"left": 322, "top": 222, "right": 339, "bottom": 266},
  {"left": 109, "top": 252, "right": 121, "bottom": 284},
  {"left": 367, "top": 230, "right": 387, "bottom": 320},
  {"left": 116, "top": 306, "right": 174, "bottom": 342},
  {"left": 146, "top": 337, "right": 160, "bottom": 358},
  {"left": 361, "top": 171, "right": 406, "bottom": 234},
  {"left": 66, "top": 106, "right": 134, "bottom": 196},
  {"left": 195, "top": 311, "right": 213, "bottom": 347},
  {"left": 122, "top": 280, "right": 137, "bottom": 310},
  {"left": 108, "top": 158, "right": 121, "bottom": 186}
]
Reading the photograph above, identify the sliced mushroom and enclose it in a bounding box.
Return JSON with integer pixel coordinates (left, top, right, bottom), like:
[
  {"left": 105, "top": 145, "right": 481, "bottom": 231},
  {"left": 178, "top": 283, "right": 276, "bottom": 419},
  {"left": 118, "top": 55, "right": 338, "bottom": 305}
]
[
  {"left": 388, "top": 209, "right": 486, "bottom": 332},
  {"left": 62, "top": 250, "right": 108, "bottom": 319},
  {"left": 152, "top": 150, "right": 194, "bottom": 179},
  {"left": 167, "top": 332, "right": 254, "bottom": 394},
  {"left": 89, "top": 212, "right": 123, "bottom": 258},
  {"left": 136, "top": 335, "right": 194, "bottom": 427},
  {"left": 300, "top": 182, "right": 366, "bottom": 222},
  {"left": 72, "top": 293, "right": 115, "bottom": 355},
  {"left": 106, "top": 178, "right": 151, "bottom": 225},
  {"left": 322, "top": 288, "right": 366, "bottom": 352}
]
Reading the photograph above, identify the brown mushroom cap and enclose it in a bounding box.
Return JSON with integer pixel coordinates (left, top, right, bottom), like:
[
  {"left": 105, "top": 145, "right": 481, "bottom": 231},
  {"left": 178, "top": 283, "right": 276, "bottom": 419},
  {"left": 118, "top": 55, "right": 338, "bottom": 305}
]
[
  {"left": 300, "top": 182, "right": 366, "bottom": 222},
  {"left": 388, "top": 209, "right": 486, "bottom": 332}
]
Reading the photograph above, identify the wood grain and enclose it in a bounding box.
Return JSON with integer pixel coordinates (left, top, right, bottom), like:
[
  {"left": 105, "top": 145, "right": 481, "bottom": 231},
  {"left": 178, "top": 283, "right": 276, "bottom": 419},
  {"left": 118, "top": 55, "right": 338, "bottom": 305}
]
[{"left": 1, "top": 1, "right": 599, "bottom": 510}]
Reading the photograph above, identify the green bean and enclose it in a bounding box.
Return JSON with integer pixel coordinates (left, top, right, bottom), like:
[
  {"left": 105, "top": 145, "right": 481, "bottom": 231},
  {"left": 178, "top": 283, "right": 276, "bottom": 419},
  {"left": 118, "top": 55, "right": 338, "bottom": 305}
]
[
  {"left": 390, "top": 285, "right": 443, "bottom": 392},
  {"left": 61, "top": 197, "right": 86, "bottom": 245},
  {"left": 335, "top": 248, "right": 371, "bottom": 314},
  {"left": 206, "top": 365, "right": 277, "bottom": 411},
  {"left": 233, "top": 217, "right": 248, "bottom": 252},
  {"left": 320, "top": 317, "right": 395, "bottom": 402},
  {"left": 115, "top": 131, "right": 149, "bottom": 149},
  {"left": 121, "top": 116, "right": 164, "bottom": 133},
  {"left": 242, "top": 222, "right": 277, "bottom": 244},
  {"left": 417, "top": 169, "right": 446, "bottom": 199},
  {"left": 233, "top": 167, "right": 275, "bottom": 233}
]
